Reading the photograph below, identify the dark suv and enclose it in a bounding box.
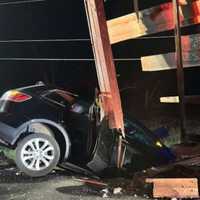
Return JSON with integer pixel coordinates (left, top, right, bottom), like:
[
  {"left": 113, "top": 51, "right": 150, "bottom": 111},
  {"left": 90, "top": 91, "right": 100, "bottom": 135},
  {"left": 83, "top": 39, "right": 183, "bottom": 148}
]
[{"left": 0, "top": 83, "right": 175, "bottom": 177}]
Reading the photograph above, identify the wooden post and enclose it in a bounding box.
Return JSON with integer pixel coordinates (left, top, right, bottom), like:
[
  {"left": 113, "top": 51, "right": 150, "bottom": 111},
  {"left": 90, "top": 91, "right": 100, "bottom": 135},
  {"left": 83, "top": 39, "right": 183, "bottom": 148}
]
[
  {"left": 173, "top": 0, "right": 186, "bottom": 141},
  {"left": 133, "top": 0, "right": 139, "bottom": 21},
  {"left": 84, "top": 0, "right": 125, "bottom": 168}
]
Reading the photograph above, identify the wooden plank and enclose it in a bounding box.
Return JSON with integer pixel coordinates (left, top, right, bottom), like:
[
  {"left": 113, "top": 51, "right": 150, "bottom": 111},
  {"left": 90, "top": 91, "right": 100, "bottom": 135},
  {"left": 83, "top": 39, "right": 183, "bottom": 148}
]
[
  {"left": 107, "top": 0, "right": 200, "bottom": 44},
  {"left": 141, "top": 33, "right": 200, "bottom": 71},
  {"left": 141, "top": 51, "right": 200, "bottom": 71},
  {"left": 160, "top": 96, "right": 180, "bottom": 103},
  {"left": 146, "top": 178, "right": 199, "bottom": 198},
  {"left": 160, "top": 95, "right": 200, "bottom": 104}
]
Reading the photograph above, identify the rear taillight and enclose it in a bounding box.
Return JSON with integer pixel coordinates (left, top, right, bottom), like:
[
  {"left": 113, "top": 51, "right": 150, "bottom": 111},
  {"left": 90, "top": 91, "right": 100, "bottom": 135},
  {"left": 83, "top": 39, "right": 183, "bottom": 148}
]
[{"left": 1, "top": 90, "right": 32, "bottom": 103}]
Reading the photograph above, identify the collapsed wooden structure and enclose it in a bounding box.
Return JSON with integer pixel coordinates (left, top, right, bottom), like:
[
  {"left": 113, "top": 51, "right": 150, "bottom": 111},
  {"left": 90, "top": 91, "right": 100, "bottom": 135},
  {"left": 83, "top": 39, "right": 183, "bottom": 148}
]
[{"left": 84, "top": 0, "right": 200, "bottom": 166}]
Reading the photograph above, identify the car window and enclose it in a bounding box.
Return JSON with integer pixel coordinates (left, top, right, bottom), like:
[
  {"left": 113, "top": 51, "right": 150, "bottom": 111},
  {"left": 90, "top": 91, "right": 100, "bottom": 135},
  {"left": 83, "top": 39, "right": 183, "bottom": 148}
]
[{"left": 43, "top": 89, "right": 75, "bottom": 107}]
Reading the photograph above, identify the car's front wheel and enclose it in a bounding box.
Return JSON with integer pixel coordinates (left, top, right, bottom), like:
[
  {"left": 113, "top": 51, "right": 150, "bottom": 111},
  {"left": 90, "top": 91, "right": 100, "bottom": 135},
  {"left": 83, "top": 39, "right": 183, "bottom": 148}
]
[{"left": 16, "top": 133, "right": 60, "bottom": 177}]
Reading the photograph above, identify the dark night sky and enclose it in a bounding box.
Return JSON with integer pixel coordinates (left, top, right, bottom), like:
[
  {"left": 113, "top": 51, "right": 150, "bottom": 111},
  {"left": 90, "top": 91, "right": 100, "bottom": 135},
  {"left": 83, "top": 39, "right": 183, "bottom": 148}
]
[
  {"left": 0, "top": 0, "right": 95, "bottom": 97},
  {"left": 0, "top": 0, "right": 199, "bottom": 101}
]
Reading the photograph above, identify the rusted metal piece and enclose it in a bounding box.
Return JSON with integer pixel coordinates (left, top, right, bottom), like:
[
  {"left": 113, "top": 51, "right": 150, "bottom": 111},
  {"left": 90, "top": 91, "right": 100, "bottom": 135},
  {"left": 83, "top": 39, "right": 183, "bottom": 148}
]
[
  {"left": 173, "top": 0, "right": 186, "bottom": 141},
  {"left": 146, "top": 178, "right": 199, "bottom": 198},
  {"left": 84, "top": 0, "right": 125, "bottom": 168},
  {"left": 107, "top": 0, "right": 200, "bottom": 44}
]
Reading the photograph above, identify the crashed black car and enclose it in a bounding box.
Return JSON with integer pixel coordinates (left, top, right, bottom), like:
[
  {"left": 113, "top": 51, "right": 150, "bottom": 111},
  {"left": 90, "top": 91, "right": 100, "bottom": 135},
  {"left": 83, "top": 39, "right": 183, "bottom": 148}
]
[{"left": 0, "top": 83, "right": 175, "bottom": 177}]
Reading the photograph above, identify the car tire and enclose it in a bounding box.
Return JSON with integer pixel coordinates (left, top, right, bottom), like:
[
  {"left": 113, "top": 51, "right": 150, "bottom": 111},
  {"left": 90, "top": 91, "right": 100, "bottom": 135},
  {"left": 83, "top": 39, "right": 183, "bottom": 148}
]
[{"left": 15, "top": 133, "right": 60, "bottom": 177}]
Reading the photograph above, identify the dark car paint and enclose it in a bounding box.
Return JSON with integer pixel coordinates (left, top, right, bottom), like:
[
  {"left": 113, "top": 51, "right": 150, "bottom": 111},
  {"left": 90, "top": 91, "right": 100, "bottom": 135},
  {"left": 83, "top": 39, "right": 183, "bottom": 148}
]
[
  {"left": 0, "top": 85, "right": 92, "bottom": 160},
  {"left": 0, "top": 113, "right": 29, "bottom": 145},
  {"left": 0, "top": 84, "right": 175, "bottom": 173}
]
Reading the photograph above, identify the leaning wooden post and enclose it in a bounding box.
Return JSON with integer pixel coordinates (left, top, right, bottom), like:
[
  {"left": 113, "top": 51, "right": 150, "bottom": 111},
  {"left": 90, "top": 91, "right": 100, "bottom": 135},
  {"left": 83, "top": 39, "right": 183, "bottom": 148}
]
[
  {"left": 84, "top": 0, "right": 125, "bottom": 168},
  {"left": 173, "top": 0, "right": 187, "bottom": 141}
]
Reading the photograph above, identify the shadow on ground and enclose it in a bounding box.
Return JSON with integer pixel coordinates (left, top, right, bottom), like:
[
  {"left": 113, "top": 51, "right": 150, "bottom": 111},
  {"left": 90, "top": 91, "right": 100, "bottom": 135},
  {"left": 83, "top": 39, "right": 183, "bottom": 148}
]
[
  {"left": 56, "top": 186, "right": 100, "bottom": 196},
  {"left": 0, "top": 166, "right": 73, "bottom": 184}
]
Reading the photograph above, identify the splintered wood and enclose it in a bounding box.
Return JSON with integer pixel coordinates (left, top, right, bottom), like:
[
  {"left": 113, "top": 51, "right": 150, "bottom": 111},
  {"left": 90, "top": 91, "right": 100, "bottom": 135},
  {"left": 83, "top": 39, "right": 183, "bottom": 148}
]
[{"left": 146, "top": 178, "right": 199, "bottom": 198}]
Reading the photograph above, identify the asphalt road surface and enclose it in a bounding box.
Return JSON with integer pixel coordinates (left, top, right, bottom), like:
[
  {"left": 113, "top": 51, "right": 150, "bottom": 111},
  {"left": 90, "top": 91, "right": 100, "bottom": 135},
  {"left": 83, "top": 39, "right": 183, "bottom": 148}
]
[{"left": 0, "top": 162, "right": 150, "bottom": 200}]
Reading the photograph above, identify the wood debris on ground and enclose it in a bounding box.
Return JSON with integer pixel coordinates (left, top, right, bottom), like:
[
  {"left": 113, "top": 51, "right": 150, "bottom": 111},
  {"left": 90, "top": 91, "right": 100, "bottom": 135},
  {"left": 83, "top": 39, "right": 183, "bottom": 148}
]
[{"left": 146, "top": 178, "right": 199, "bottom": 198}]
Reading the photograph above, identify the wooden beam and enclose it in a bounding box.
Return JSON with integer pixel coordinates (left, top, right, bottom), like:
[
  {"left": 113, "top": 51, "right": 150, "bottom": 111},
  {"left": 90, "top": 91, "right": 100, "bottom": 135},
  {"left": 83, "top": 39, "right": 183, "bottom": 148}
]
[
  {"left": 160, "top": 96, "right": 180, "bottom": 103},
  {"left": 84, "top": 0, "right": 124, "bottom": 132},
  {"left": 142, "top": 52, "right": 200, "bottom": 71},
  {"left": 141, "top": 33, "right": 200, "bottom": 71},
  {"left": 107, "top": 0, "right": 200, "bottom": 44},
  {"left": 160, "top": 95, "right": 200, "bottom": 104},
  {"left": 173, "top": 0, "right": 186, "bottom": 141},
  {"left": 146, "top": 178, "right": 199, "bottom": 198},
  {"left": 85, "top": 0, "right": 125, "bottom": 169},
  {"left": 141, "top": 51, "right": 200, "bottom": 71}
]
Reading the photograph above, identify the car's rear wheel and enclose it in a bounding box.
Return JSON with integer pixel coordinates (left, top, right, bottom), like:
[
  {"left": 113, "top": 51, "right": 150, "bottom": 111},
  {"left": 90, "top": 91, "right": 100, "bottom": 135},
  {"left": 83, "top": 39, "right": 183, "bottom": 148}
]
[{"left": 16, "top": 133, "right": 60, "bottom": 177}]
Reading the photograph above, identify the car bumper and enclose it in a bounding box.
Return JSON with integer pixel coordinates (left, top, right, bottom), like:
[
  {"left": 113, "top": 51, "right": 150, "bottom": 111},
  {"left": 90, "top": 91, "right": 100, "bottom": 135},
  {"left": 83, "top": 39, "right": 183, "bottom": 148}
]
[
  {"left": 0, "top": 112, "right": 28, "bottom": 145},
  {"left": 0, "top": 121, "right": 17, "bottom": 145}
]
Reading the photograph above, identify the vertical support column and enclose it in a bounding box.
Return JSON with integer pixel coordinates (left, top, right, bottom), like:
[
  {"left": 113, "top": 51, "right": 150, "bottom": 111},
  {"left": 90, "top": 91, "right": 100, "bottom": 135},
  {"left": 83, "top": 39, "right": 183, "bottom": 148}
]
[
  {"left": 173, "top": 0, "right": 186, "bottom": 141},
  {"left": 84, "top": 0, "right": 125, "bottom": 167},
  {"left": 133, "top": 0, "right": 140, "bottom": 21}
]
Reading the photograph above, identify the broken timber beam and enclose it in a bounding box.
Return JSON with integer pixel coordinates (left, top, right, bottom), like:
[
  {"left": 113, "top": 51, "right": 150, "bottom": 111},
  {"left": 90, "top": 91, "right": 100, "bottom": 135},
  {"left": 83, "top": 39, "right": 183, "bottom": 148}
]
[
  {"left": 107, "top": 0, "right": 200, "bottom": 44},
  {"left": 146, "top": 178, "right": 199, "bottom": 198},
  {"left": 141, "top": 33, "right": 200, "bottom": 71}
]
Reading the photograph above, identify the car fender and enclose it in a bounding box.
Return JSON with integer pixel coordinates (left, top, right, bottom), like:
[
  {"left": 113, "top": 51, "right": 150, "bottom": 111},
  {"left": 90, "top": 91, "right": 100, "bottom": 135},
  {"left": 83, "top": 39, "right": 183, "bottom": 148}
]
[{"left": 13, "top": 119, "right": 71, "bottom": 159}]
